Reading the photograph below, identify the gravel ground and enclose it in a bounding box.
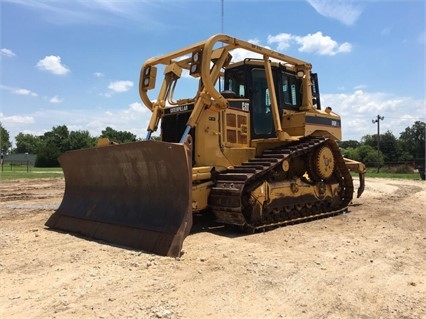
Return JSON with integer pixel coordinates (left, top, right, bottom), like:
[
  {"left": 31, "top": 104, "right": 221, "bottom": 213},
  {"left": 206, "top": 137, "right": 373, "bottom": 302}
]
[{"left": 0, "top": 177, "right": 425, "bottom": 319}]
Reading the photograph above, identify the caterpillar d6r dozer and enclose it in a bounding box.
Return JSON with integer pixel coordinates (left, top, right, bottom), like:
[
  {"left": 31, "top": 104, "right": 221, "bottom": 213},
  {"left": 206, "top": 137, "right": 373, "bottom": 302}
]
[{"left": 46, "top": 34, "right": 366, "bottom": 257}]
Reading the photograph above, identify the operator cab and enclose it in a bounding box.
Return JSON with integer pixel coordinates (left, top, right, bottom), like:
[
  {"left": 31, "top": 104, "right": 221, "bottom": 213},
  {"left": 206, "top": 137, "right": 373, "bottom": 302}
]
[{"left": 224, "top": 59, "right": 321, "bottom": 139}]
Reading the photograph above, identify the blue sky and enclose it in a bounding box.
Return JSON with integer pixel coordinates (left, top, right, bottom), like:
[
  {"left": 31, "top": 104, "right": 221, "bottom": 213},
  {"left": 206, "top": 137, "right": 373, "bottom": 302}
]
[{"left": 1, "top": 0, "right": 425, "bottom": 145}]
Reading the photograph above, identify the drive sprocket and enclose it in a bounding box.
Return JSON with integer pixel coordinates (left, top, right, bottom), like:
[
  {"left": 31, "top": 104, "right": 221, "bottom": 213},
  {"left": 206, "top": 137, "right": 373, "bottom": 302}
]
[{"left": 312, "top": 145, "right": 335, "bottom": 180}]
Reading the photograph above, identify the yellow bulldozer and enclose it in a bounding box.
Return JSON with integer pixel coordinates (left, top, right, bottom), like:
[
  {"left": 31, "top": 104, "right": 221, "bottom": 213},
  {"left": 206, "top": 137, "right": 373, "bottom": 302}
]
[{"left": 46, "top": 34, "right": 366, "bottom": 257}]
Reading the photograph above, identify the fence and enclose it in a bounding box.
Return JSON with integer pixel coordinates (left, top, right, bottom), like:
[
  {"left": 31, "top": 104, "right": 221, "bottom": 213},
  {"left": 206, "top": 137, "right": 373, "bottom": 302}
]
[{"left": 1, "top": 154, "right": 37, "bottom": 172}]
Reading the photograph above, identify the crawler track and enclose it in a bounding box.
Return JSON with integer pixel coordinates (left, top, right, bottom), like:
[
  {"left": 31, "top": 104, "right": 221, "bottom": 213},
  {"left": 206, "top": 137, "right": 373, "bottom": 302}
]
[{"left": 208, "top": 137, "right": 354, "bottom": 231}]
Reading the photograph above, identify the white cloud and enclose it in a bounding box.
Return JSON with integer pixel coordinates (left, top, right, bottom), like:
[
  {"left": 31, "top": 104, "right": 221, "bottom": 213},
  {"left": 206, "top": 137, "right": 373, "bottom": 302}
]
[
  {"left": 0, "top": 113, "right": 34, "bottom": 124},
  {"left": 229, "top": 38, "right": 267, "bottom": 62},
  {"left": 321, "top": 90, "right": 425, "bottom": 140},
  {"left": 295, "top": 32, "right": 352, "bottom": 55},
  {"left": 2, "top": 85, "right": 423, "bottom": 144},
  {"left": 49, "top": 95, "right": 63, "bottom": 104},
  {"left": 127, "top": 102, "right": 146, "bottom": 113},
  {"left": 1, "top": 48, "right": 16, "bottom": 57},
  {"left": 2, "top": 100, "right": 152, "bottom": 144},
  {"left": 93, "top": 72, "right": 104, "bottom": 77},
  {"left": 100, "top": 92, "right": 112, "bottom": 98},
  {"left": 120, "top": 102, "right": 149, "bottom": 122},
  {"left": 325, "top": 90, "right": 405, "bottom": 114},
  {"left": 307, "top": 0, "right": 363, "bottom": 26},
  {"left": 268, "top": 32, "right": 351, "bottom": 56},
  {"left": 108, "top": 80, "right": 133, "bottom": 93},
  {"left": 13, "top": 88, "right": 38, "bottom": 97},
  {"left": 353, "top": 84, "right": 367, "bottom": 90},
  {"left": 1, "top": 85, "right": 38, "bottom": 97},
  {"left": 80, "top": 102, "right": 150, "bottom": 137},
  {"left": 36, "top": 55, "right": 70, "bottom": 75},
  {"left": 267, "top": 34, "right": 293, "bottom": 51},
  {"left": 81, "top": 0, "right": 135, "bottom": 16}
]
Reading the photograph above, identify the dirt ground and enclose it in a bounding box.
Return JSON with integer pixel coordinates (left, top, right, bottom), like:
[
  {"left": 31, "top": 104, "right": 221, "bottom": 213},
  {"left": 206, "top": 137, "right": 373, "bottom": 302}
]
[{"left": 0, "top": 177, "right": 425, "bottom": 319}]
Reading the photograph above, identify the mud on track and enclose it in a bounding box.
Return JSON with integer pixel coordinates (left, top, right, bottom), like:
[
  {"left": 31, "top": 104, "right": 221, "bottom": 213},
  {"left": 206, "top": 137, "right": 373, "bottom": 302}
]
[{"left": 0, "top": 177, "right": 425, "bottom": 318}]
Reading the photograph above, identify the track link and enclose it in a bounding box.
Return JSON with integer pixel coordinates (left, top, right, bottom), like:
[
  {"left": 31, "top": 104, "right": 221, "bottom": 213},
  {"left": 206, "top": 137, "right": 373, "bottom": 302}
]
[{"left": 208, "top": 136, "right": 354, "bottom": 230}]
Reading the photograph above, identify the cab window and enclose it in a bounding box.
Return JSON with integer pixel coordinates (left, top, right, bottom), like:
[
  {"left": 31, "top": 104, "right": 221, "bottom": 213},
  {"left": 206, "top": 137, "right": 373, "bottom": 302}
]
[{"left": 280, "top": 72, "right": 301, "bottom": 110}]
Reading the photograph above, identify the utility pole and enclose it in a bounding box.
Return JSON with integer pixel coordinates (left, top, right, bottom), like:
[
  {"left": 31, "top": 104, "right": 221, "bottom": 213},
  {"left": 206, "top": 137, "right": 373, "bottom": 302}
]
[
  {"left": 372, "top": 115, "right": 384, "bottom": 173},
  {"left": 221, "top": 0, "right": 224, "bottom": 34}
]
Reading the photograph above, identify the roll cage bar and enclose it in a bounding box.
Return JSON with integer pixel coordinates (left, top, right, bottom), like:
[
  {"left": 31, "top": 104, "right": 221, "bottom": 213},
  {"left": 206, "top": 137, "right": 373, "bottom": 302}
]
[{"left": 139, "top": 34, "right": 314, "bottom": 141}]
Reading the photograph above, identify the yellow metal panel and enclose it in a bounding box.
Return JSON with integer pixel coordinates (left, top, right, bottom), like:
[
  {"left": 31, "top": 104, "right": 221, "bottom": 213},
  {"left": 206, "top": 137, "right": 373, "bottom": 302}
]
[
  {"left": 192, "top": 181, "right": 213, "bottom": 212},
  {"left": 221, "top": 108, "right": 250, "bottom": 148},
  {"left": 195, "top": 108, "right": 230, "bottom": 167},
  {"left": 221, "top": 147, "right": 256, "bottom": 166},
  {"left": 282, "top": 110, "right": 342, "bottom": 141}
]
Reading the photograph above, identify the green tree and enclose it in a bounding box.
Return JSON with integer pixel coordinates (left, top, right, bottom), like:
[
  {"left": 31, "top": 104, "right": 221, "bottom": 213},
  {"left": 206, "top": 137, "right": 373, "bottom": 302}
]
[
  {"left": 342, "top": 121, "right": 425, "bottom": 170},
  {"left": 15, "top": 133, "right": 41, "bottom": 154},
  {"left": 361, "top": 134, "right": 375, "bottom": 148},
  {"left": 36, "top": 139, "right": 61, "bottom": 167},
  {"left": 362, "top": 146, "right": 383, "bottom": 167},
  {"left": 69, "top": 130, "right": 96, "bottom": 150},
  {"left": 33, "top": 126, "right": 67, "bottom": 166},
  {"left": 339, "top": 140, "right": 360, "bottom": 149},
  {"left": 36, "top": 131, "right": 58, "bottom": 167},
  {"left": 0, "top": 122, "right": 12, "bottom": 154},
  {"left": 101, "top": 126, "right": 137, "bottom": 144},
  {"left": 18, "top": 125, "right": 96, "bottom": 166},
  {"left": 380, "top": 131, "right": 400, "bottom": 163},
  {"left": 47, "top": 125, "right": 70, "bottom": 153},
  {"left": 356, "top": 144, "right": 383, "bottom": 167},
  {"left": 361, "top": 131, "right": 403, "bottom": 164},
  {"left": 399, "top": 121, "right": 425, "bottom": 163},
  {"left": 395, "top": 140, "right": 413, "bottom": 162}
]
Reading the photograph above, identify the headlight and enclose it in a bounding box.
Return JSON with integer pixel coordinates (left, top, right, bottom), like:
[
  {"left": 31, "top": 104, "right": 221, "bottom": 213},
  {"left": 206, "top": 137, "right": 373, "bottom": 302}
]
[
  {"left": 189, "top": 50, "right": 203, "bottom": 76},
  {"left": 296, "top": 70, "right": 305, "bottom": 78}
]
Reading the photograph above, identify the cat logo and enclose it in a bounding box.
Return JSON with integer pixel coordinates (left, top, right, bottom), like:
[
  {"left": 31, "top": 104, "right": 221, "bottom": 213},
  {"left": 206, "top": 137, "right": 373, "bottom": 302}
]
[{"left": 170, "top": 105, "right": 189, "bottom": 113}]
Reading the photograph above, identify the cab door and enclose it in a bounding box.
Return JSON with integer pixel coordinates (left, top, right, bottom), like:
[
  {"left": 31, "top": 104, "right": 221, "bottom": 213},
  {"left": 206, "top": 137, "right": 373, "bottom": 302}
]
[{"left": 250, "top": 68, "right": 274, "bottom": 139}]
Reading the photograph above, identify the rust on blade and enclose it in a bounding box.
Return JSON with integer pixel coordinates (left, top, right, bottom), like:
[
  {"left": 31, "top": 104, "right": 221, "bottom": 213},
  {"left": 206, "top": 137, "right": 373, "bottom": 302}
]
[{"left": 45, "top": 139, "right": 193, "bottom": 257}]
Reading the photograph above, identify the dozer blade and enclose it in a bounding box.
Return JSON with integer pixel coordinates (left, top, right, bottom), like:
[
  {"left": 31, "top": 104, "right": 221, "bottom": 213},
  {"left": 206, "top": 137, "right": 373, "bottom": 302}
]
[{"left": 45, "top": 139, "right": 193, "bottom": 257}]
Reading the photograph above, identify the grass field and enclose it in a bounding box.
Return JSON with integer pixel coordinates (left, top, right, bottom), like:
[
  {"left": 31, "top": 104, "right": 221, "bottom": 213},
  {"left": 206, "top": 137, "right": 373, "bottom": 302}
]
[
  {"left": 362, "top": 167, "right": 423, "bottom": 180},
  {"left": 0, "top": 165, "right": 63, "bottom": 180},
  {"left": 362, "top": 171, "right": 421, "bottom": 180},
  {"left": 1, "top": 164, "right": 422, "bottom": 181}
]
